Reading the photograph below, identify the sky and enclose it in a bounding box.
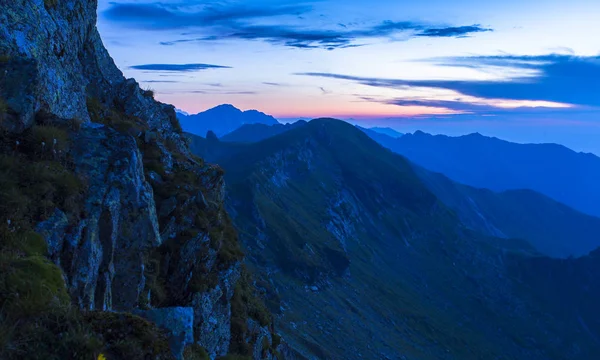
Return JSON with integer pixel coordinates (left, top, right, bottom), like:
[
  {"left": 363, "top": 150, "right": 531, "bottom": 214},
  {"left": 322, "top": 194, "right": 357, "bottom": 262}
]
[{"left": 97, "top": 0, "right": 600, "bottom": 154}]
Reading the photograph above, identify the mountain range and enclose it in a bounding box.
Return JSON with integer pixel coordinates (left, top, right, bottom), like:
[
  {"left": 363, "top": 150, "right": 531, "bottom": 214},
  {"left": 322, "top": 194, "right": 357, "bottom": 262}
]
[
  {"left": 380, "top": 131, "right": 600, "bottom": 217},
  {"left": 177, "top": 104, "right": 280, "bottom": 137},
  {"left": 208, "top": 121, "right": 600, "bottom": 218},
  {"left": 189, "top": 118, "right": 600, "bottom": 359}
]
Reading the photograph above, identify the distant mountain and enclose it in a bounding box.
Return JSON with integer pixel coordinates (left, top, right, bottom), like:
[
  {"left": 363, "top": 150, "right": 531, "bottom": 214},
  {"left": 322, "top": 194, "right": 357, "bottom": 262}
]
[
  {"left": 191, "top": 118, "right": 600, "bottom": 360},
  {"left": 369, "top": 131, "right": 600, "bottom": 217},
  {"left": 175, "top": 108, "right": 190, "bottom": 116},
  {"left": 368, "top": 126, "right": 404, "bottom": 138},
  {"left": 357, "top": 126, "right": 407, "bottom": 150},
  {"left": 414, "top": 165, "right": 600, "bottom": 258},
  {"left": 177, "top": 104, "right": 279, "bottom": 137},
  {"left": 220, "top": 120, "right": 308, "bottom": 143}
]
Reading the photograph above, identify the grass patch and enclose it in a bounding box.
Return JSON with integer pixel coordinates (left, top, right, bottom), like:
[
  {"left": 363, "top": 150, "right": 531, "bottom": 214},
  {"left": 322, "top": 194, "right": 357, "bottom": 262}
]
[
  {"left": 0, "top": 228, "right": 102, "bottom": 359},
  {"left": 84, "top": 311, "right": 173, "bottom": 360}
]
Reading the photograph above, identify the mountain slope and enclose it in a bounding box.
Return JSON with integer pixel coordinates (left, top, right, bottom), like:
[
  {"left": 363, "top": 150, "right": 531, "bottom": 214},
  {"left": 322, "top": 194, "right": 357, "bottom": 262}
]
[
  {"left": 192, "top": 118, "right": 600, "bottom": 360},
  {"left": 376, "top": 131, "right": 600, "bottom": 217},
  {"left": 414, "top": 165, "right": 600, "bottom": 258},
  {"left": 178, "top": 104, "right": 279, "bottom": 137}
]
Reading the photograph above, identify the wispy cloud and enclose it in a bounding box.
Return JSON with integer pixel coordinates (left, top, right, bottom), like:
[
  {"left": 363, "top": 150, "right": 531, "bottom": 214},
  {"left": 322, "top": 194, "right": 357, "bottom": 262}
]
[
  {"left": 263, "top": 82, "right": 285, "bottom": 86},
  {"left": 129, "top": 63, "right": 232, "bottom": 72},
  {"left": 104, "top": 2, "right": 492, "bottom": 50},
  {"left": 142, "top": 80, "right": 181, "bottom": 83},
  {"left": 297, "top": 54, "right": 600, "bottom": 110}
]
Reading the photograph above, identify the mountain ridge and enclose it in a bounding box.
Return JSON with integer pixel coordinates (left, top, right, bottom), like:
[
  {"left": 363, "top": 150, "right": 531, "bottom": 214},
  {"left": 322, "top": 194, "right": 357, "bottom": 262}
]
[
  {"left": 361, "top": 129, "right": 600, "bottom": 217},
  {"left": 190, "top": 118, "right": 600, "bottom": 359},
  {"left": 177, "top": 104, "right": 280, "bottom": 137}
]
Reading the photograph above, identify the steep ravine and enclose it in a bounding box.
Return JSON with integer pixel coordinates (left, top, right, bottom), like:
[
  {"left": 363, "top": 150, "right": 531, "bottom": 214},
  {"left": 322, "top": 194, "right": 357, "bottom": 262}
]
[{"left": 0, "top": 1, "right": 288, "bottom": 359}]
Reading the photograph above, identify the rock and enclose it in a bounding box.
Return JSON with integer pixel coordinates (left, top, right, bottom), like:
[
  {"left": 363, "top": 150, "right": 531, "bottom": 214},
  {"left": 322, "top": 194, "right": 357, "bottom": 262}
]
[
  {"left": 135, "top": 307, "right": 194, "bottom": 360},
  {"left": 247, "top": 318, "right": 272, "bottom": 360},
  {"left": 195, "top": 191, "right": 209, "bottom": 209},
  {"left": 0, "top": 1, "right": 285, "bottom": 359},
  {"left": 35, "top": 208, "right": 68, "bottom": 263},
  {"left": 192, "top": 263, "right": 241, "bottom": 358},
  {"left": 66, "top": 125, "right": 161, "bottom": 311},
  {"left": 206, "top": 130, "right": 219, "bottom": 141},
  {"left": 159, "top": 197, "right": 178, "bottom": 218},
  {"left": 0, "top": 58, "right": 38, "bottom": 132}
]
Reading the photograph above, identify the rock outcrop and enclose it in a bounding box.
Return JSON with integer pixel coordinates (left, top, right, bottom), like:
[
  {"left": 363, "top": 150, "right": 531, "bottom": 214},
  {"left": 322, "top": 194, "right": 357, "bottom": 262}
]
[{"left": 0, "top": 1, "right": 282, "bottom": 359}]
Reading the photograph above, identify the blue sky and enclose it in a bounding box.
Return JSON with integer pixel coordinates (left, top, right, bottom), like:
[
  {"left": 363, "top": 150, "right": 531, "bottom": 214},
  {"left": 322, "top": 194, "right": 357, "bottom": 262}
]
[{"left": 97, "top": 0, "right": 600, "bottom": 154}]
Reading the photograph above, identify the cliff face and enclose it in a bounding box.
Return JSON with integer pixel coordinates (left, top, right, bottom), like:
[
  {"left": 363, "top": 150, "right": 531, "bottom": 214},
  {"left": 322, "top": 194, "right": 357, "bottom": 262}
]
[{"left": 0, "top": 1, "right": 283, "bottom": 359}]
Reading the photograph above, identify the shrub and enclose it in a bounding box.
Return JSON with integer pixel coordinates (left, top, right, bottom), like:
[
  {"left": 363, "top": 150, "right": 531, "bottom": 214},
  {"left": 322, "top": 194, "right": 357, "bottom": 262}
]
[
  {"left": 44, "top": 0, "right": 58, "bottom": 10},
  {"left": 170, "top": 115, "right": 183, "bottom": 133},
  {"left": 29, "top": 124, "right": 70, "bottom": 153},
  {"left": 86, "top": 97, "right": 103, "bottom": 123},
  {"left": 83, "top": 312, "right": 173, "bottom": 360},
  {"left": 0, "top": 97, "right": 7, "bottom": 114},
  {"left": 142, "top": 88, "right": 155, "bottom": 98},
  {"left": 184, "top": 344, "right": 210, "bottom": 360},
  {"left": 71, "top": 117, "right": 84, "bottom": 132}
]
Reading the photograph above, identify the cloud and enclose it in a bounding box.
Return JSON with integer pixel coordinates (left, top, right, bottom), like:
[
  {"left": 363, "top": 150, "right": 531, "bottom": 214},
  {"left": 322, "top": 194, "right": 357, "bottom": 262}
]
[
  {"left": 129, "top": 63, "right": 232, "bottom": 72},
  {"left": 104, "top": 2, "right": 312, "bottom": 30},
  {"left": 142, "top": 80, "right": 180, "bottom": 83},
  {"left": 297, "top": 54, "right": 600, "bottom": 108},
  {"left": 416, "top": 25, "right": 491, "bottom": 38},
  {"left": 103, "top": 2, "right": 492, "bottom": 50},
  {"left": 178, "top": 89, "right": 258, "bottom": 95}
]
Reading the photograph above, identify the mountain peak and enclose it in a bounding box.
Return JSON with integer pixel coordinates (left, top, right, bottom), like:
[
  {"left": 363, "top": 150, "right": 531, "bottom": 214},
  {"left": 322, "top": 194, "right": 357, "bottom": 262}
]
[
  {"left": 209, "top": 103, "right": 242, "bottom": 112},
  {"left": 178, "top": 104, "right": 279, "bottom": 137}
]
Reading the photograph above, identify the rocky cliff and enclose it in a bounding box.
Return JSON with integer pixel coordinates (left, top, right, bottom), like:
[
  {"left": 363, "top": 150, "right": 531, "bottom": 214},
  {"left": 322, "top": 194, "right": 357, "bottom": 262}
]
[{"left": 0, "top": 1, "right": 285, "bottom": 359}]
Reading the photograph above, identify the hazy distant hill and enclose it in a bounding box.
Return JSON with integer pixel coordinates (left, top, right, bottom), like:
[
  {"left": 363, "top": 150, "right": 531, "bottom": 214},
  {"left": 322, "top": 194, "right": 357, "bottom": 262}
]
[
  {"left": 414, "top": 165, "right": 600, "bottom": 258},
  {"left": 368, "top": 126, "right": 404, "bottom": 138},
  {"left": 177, "top": 104, "right": 279, "bottom": 137},
  {"left": 220, "top": 120, "right": 307, "bottom": 143},
  {"left": 190, "top": 118, "right": 600, "bottom": 359},
  {"left": 369, "top": 131, "right": 600, "bottom": 217}
]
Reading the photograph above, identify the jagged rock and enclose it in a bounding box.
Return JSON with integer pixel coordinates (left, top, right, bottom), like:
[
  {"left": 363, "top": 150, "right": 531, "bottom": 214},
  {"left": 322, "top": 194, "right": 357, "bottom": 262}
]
[
  {"left": 0, "top": 58, "right": 38, "bottom": 132},
  {"left": 247, "top": 318, "right": 273, "bottom": 360},
  {"left": 135, "top": 307, "right": 194, "bottom": 360},
  {"left": 193, "top": 263, "right": 241, "bottom": 359},
  {"left": 64, "top": 125, "right": 160, "bottom": 311},
  {"left": 160, "top": 196, "right": 178, "bottom": 218},
  {"left": 35, "top": 208, "right": 68, "bottom": 262}
]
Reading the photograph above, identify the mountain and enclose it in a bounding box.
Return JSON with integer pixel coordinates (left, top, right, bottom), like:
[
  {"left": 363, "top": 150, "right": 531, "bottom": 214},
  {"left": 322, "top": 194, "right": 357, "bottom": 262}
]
[
  {"left": 368, "top": 131, "right": 600, "bottom": 217},
  {"left": 0, "top": 2, "right": 282, "bottom": 360},
  {"left": 192, "top": 118, "right": 600, "bottom": 359},
  {"left": 368, "top": 126, "right": 404, "bottom": 138},
  {"left": 220, "top": 120, "right": 308, "bottom": 143},
  {"left": 414, "top": 165, "right": 600, "bottom": 258},
  {"left": 177, "top": 104, "right": 280, "bottom": 137}
]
